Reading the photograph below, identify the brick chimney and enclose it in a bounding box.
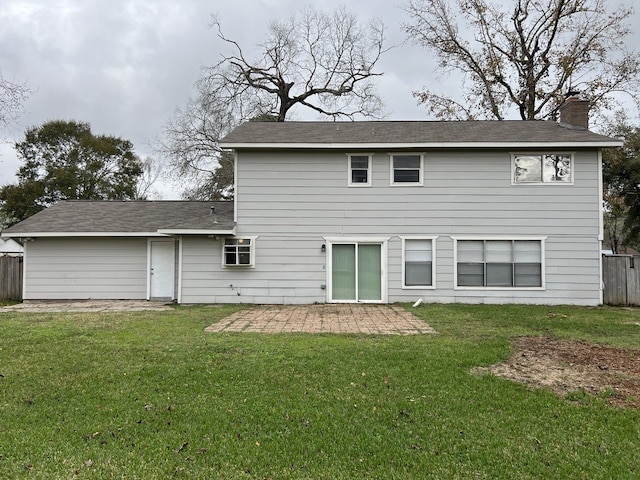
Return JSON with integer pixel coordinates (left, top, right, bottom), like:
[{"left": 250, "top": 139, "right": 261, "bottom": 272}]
[{"left": 559, "top": 95, "right": 590, "bottom": 130}]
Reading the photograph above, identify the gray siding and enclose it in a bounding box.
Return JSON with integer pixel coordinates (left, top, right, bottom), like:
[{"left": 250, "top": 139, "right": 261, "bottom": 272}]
[
  {"left": 181, "top": 149, "right": 602, "bottom": 305},
  {"left": 180, "top": 236, "right": 325, "bottom": 304},
  {"left": 237, "top": 151, "right": 598, "bottom": 235},
  {"left": 24, "top": 238, "right": 148, "bottom": 300}
]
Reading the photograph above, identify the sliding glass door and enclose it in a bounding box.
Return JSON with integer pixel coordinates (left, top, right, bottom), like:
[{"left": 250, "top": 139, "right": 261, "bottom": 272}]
[{"left": 331, "top": 243, "right": 382, "bottom": 302}]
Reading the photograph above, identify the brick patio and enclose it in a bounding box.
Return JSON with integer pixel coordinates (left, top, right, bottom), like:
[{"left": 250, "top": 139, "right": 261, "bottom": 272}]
[{"left": 205, "top": 304, "right": 436, "bottom": 335}]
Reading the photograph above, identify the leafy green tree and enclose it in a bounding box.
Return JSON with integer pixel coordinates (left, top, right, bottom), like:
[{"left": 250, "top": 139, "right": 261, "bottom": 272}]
[
  {"left": 0, "top": 181, "right": 46, "bottom": 226},
  {"left": 602, "top": 121, "right": 640, "bottom": 251},
  {"left": 0, "top": 120, "right": 143, "bottom": 226}
]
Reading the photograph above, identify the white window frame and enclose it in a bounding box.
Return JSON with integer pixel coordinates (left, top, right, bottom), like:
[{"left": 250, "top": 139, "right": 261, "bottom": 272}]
[
  {"left": 453, "top": 236, "right": 546, "bottom": 290},
  {"left": 511, "top": 152, "right": 574, "bottom": 185},
  {"left": 324, "top": 236, "right": 389, "bottom": 304},
  {"left": 222, "top": 237, "right": 256, "bottom": 268},
  {"left": 347, "top": 153, "right": 372, "bottom": 187},
  {"left": 401, "top": 236, "right": 437, "bottom": 289},
  {"left": 389, "top": 153, "right": 424, "bottom": 186}
]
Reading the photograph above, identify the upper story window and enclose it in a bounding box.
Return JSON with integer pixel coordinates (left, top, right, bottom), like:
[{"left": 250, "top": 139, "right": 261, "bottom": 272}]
[
  {"left": 348, "top": 154, "right": 371, "bottom": 187},
  {"left": 513, "top": 154, "right": 573, "bottom": 184},
  {"left": 223, "top": 238, "right": 254, "bottom": 267},
  {"left": 390, "top": 154, "right": 424, "bottom": 186}
]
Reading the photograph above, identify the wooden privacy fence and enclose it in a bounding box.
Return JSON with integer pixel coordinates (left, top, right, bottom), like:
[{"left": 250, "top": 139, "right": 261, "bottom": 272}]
[
  {"left": 602, "top": 255, "right": 640, "bottom": 306},
  {"left": 0, "top": 256, "right": 23, "bottom": 301}
]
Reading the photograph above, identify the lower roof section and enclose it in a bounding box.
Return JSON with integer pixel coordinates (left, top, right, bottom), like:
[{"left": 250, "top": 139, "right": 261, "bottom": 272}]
[{"left": 1, "top": 200, "right": 236, "bottom": 238}]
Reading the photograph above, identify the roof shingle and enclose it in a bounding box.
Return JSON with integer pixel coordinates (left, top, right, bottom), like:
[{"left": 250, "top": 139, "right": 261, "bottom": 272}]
[
  {"left": 2, "top": 200, "right": 235, "bottom": 236},
  {"left": 219, "top": 120, "right": 620, "bottom": 147}
]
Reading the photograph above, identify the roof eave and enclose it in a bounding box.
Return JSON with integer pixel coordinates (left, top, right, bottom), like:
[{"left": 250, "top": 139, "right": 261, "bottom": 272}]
[
  {"left": 156, "top": 227, "right": 237, "bottom": 236},
  {"left": 1, "top": 231, "right": 171, "bottom": 238},
  {"left": 219, "top": 141, "right": 623, "bottom": 149}
]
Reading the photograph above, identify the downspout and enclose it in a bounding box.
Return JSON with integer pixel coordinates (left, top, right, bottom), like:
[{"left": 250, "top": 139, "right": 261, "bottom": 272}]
[
  {"left": 598, "top": 149, "right": 604, "bottom": 304},
  {"left": 233, "top": 150, "right": 238, "bottom": 224},
  {"left": 177, "top": 236, "right": 183, "bottom": 304},
  {"left": 22, "top": 239, "right": 28, "bottom": 301}
]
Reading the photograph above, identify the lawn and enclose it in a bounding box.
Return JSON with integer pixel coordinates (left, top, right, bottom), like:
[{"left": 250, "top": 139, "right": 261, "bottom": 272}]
[{"left": 0, "top": 303, "right": 639, "bottom": 479}]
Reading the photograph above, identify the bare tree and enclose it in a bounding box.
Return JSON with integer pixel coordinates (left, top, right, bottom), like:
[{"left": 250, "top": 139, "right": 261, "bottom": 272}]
[
  {"left": 203, "top": 7, "right": 387, "bottom": 122},
  {"left": 160, "top": 6, "right": 388, "bottom": 200},
  {"left": 159, "top": 89, "right": 237, "bottom": 200},
  {"left": 0, "top": 72, "right": 30, "bottom": 128},
  {"left": 403, "top": 0, "right": 640, "bottom": 121},
  {"left": 182, "top": 151, "right": 234, "bottom": 201},
  {"left": 134, "top": 156, "right": 163, "bottom": 200}
]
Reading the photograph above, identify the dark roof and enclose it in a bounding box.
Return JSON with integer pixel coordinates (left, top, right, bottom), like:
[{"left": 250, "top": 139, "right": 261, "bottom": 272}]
[
  {"left": 2, "top": 201, "right": 235, "bottom": 236},
  {"left": 219, "top": 120, "right": 621, "bottom": 148}
]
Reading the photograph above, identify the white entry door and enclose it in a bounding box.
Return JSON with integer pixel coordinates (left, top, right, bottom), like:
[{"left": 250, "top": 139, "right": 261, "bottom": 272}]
[{"left": 149, "top": 240, "right": 175, "bottom": 300}]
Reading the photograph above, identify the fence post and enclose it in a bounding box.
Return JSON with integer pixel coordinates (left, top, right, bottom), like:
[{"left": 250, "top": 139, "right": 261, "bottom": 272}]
[{"left": 0, "top": 256, "right": 24, "bottom": 301}]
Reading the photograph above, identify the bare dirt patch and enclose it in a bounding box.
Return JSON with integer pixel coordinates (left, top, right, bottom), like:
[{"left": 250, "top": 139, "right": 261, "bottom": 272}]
[{"left": 476, "top": 336, "right": 640, "bottom": 408}]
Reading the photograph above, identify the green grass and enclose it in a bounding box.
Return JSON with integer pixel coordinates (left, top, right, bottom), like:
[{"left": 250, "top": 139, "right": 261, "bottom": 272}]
[{"left": 0, "top": 303, "right": 638, "bottom": 479}]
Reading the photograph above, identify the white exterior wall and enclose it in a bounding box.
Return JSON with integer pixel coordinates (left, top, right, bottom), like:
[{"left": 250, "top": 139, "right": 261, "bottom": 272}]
[
  {"left": 24, "top": 237, "right": 148, "bottom": 300},
  {"left": 0, "top": 238, "right": 23, "bottom": 256},
  {"left": 180, "top": 149, "right": 602, "bottom": 305}
]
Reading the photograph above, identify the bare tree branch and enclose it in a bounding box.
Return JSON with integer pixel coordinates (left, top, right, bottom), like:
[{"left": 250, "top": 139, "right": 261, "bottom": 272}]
[
  {"left": 156, "top": 90, "right": 236, "bottom": 199},
  {"left": 204, "top": 6, "right": 388, "bottom": 122},
  {"left": 0, "top": 72, "right": 30, "bottom": 129},
  {"left": 403, "top": 0, "right": 640, "bottom": 121},
  {"left": 134, "top": 156, "right": 163, "bottom": 200}
]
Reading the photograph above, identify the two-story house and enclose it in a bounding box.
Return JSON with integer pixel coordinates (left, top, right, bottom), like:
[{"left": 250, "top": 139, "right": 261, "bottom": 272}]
[{"left": 1, "top": 98, "right": 622, "bottom": 305}]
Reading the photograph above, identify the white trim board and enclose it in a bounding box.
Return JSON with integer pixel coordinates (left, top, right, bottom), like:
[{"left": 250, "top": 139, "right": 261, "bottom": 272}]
[
  {"left": 220, "top": 141, "right": 622, "bottom": 149},
  {"left": 2, "top": 232, "right": 171, "bottom": 238}
]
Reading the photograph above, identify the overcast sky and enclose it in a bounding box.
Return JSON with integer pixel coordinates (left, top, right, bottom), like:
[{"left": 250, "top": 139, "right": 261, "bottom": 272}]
[{"left": 1, "top": 0, "right": 638, "bottom": 199}]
